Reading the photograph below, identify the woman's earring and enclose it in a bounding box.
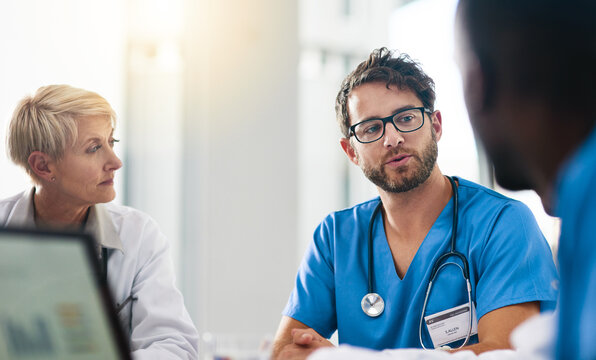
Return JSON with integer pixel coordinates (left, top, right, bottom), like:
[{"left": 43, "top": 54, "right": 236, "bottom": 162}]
[{"left": 50, "top": 177, "right": 56, "bottom": 182}]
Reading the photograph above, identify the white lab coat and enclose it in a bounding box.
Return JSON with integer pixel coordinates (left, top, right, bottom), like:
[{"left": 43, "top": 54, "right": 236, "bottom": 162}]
[{"left": 0, "top": 189, "right": 199, "bottom": 359}]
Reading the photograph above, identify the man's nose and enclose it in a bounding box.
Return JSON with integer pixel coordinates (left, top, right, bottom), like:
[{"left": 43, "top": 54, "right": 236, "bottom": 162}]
[{"left": 382, "top": 122, "right": 405, "bottom": 147}]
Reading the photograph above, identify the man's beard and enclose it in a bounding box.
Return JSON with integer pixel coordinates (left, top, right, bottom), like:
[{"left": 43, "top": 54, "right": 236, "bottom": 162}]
[{"left": 358, "top": 130, "right": 438, "bottom": 193}]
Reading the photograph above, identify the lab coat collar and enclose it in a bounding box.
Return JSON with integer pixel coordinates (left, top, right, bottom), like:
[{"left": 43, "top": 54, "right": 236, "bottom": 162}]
[
  {"left": 5, "top": 188, "right": 36, "bottom": 228},
  {"left": 5, "top": 187, "right": 124, "bottom": 253},
  {"left": 86, "top": 204, "right": 124, "bottom": 253}
]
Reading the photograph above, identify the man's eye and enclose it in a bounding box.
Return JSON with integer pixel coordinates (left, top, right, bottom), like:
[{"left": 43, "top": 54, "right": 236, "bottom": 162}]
[
  {"left": 396, "top": 115, "right": 414, "bottom": 123},
  {"left": 364, "top": 124, "right": 382, "bottom": 134}
]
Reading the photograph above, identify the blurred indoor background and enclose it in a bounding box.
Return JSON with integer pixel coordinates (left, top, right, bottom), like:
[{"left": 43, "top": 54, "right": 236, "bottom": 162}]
[{"left": 0, "top": 0, "right": 559, "bottom": 342}]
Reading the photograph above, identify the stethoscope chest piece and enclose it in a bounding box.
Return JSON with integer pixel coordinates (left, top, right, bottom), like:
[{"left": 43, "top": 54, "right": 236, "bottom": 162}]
[{"left": 361, "top": 292, "right": 384, "bottom": 317}]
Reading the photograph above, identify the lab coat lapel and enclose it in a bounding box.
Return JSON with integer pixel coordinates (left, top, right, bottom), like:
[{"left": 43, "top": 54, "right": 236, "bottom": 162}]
[
  {"left": 86, "top": 204, "right": 125, "bottom": 253},
  {"left": 5, "top": 188, "right": 36, "bottom": 228}
]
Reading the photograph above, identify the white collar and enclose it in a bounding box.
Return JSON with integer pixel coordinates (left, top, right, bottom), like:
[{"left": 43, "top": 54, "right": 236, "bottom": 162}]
[{"left": 5, "top": 188, "right": 124, "bottom": 253}]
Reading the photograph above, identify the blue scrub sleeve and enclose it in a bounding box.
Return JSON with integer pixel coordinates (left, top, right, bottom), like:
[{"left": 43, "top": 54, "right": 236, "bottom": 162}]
[
  {"left": 555, "top": 137, "right": 596, "bottom": 359},
  {"left": 282, "top": 219, "right": 338, "bottom": 338},
  {"left": 474, "top": 201, "right": 558, "bottom": 319},
  {"left": 557, "top": 194, "right": 596, "bottom": 360}
]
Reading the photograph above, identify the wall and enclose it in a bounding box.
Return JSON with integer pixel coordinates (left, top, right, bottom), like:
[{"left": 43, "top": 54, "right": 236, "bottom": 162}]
[{"left": 181, "top": 0, "right": 299, "bottom": 337}]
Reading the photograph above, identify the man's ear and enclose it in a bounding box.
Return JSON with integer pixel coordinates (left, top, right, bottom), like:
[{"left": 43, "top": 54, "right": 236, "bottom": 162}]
[
  {"left": 461, "top": 52, "right": 489, "bottom": 115},
  {"left": 340, "top": 137, "right": 359, "bottom": 166},
  {"left": 28, "top": 151, "right": 55, "bottom": 182},
  {"left": 455, "top": 16, "right": 491, "bottom": 115},
  {"left": 430, "top": 110, "right": 443, "bottom": 141}
]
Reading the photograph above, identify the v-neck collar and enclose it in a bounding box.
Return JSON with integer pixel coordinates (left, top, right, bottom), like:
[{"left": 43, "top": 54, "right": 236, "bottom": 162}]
[{"left": 373, "top": 195, "right": 455, "bottom": 282}]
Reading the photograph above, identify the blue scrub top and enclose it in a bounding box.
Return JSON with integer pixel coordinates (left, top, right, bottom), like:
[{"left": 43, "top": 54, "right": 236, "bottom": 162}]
[
  {"left": 555, "top": 127, "right": 596, "bottom": 360},
  {"left": 283, "top": 177, "right": 558, "bottom": 350}
]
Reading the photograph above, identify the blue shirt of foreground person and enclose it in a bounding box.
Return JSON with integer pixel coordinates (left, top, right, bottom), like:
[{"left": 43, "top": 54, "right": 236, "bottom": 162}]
[
  {"left": 456, "top": 0, "right": 596, "bottom": 358},
  {"left": 556, "top": 127, "right": 596, "bottom": 359},
  {"left": 271, "top": 48, "right": 558, "bottom": 359}
]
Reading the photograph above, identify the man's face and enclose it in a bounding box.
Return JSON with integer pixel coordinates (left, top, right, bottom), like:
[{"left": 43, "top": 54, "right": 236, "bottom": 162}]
[
  {"left": 341, "top": 82, "right": 440, "bottom": 193},
  {"left": 454, "top": 17, "right": 533, "bottom": 191}
]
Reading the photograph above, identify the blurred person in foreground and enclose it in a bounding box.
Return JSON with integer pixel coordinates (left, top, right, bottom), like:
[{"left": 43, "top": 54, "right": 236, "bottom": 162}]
[
  {"left": 0, "top": 84, "right": 199, "bottom": 359},
  {"left": 272, "top": 48, "right": 558, "bottom": 360},
  {"left": 455, "top": 0, "right": 596, "bottom": 358}
]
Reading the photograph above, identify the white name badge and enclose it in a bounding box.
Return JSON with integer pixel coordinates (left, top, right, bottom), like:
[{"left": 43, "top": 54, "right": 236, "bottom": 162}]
[{"left": 424, "top": 303, "right": 478, "bottom": 348}]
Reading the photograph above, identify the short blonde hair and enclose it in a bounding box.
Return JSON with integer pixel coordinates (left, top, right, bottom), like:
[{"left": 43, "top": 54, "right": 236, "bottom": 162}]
[{"left": 7, "top": 84, "right": 117, "bottom": 178}]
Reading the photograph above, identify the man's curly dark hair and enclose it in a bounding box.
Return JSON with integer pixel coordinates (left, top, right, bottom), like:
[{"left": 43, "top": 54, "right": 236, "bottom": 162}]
[{"left": 335, "top": 47, "right": 436, "bottom": 138}]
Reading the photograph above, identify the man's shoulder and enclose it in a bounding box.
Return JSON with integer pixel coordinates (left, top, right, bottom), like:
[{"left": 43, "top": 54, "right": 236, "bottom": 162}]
[
  {"left": 455, "top": 178, "right": 545, "bottom": 245},
  {"left": 457, "top": 177, "right": 522, "bottom": 205},
  {"left": 457, "top": 177, "right": 508, "bottom": 199},
  {"left": 455, "top": 177, "right": 534, "bottom": 218},
  {"left": 325, "top": 197, "right": 381, "bottom": 222},
  {"left": 312, "top": 198, "right": 381, "bottom": 240}
]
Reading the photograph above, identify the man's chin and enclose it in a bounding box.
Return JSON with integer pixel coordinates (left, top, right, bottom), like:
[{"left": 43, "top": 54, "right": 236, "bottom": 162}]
[{"left": 375, "top": 176, "right": 424, "bottom": 194}]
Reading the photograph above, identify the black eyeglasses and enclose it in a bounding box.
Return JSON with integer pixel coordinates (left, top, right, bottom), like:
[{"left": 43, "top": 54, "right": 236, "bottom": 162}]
[{"left": 349, "top": 107, "right": 431, "bottom": 144}]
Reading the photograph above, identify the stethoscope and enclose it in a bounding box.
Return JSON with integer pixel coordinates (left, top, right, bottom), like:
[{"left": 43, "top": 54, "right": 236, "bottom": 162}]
[{"left": 360, "top": 176, "right": 474, "bottom": 349}]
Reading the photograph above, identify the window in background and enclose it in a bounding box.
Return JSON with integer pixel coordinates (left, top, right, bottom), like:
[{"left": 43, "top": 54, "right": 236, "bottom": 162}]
[
  {"left": 0, "top": 1, "right": 126, "bottom": 201},
  {"left": 342, "top": 0, "right": 352, "bottom": 17},
  {"left": 297, "top": 0, "right": 403, "bottom": 259},
  {"left": 0, "top": 0, "right": 188, "bottom": 271},
  {"left": 125, "top": 0, "right": 185, "bottom": 272}
]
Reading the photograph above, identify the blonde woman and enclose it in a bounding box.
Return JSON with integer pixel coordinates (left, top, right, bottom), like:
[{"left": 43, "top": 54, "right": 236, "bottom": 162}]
[{"left": 0, "top": 85, "right": 198, "bottom": 359}]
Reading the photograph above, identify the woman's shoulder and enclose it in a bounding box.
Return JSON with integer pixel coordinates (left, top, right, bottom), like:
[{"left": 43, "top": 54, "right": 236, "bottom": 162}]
[
  {"left": 0, "top": 191, "right": 27, "bottom": 207},
  {"left": 0, "top": 191, "right": 29, "bottom": 224},
  {"left": 102, "top": 202, "right": 153, "bottom": 222},
  {"left": 99, "top": 202, "right": 163, "bottom": 240}
]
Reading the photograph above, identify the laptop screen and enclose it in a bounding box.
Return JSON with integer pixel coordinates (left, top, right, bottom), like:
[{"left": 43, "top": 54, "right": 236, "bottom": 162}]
[{"left": 0, "top": 227, "right": 131, "bottom": 360}]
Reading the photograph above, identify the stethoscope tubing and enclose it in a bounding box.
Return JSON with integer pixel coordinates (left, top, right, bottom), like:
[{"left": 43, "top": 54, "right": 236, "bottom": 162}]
[
  {"left": 367, "top": 203, "right": 383, "bottom": 295},
  {"left": 364, "top": 176, "right": 474, "bottom": 349}
]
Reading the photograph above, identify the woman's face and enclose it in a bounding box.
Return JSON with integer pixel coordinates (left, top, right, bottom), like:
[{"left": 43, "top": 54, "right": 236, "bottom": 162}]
[{"left": 51, "top": 116, "right": 122, "bottom": 207}]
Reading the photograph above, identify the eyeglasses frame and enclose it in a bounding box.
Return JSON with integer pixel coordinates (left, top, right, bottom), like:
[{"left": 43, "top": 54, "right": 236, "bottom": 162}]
[{"left": 348, "top": 107, "right": 433, "bottom": 144}]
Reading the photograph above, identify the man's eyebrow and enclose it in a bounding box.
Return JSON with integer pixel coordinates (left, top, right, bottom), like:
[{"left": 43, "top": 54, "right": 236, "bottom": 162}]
[{"left": 361, "top": 105, "right": 419, "bottom": 121}]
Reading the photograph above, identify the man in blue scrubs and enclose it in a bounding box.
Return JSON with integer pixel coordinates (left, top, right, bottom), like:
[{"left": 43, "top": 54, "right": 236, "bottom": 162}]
[
  {"left": 455, "top": 1, "right": 596, "bottom": 358},
  {"left": 272, "top": 48, "right": 558, "bottom": 359}
]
